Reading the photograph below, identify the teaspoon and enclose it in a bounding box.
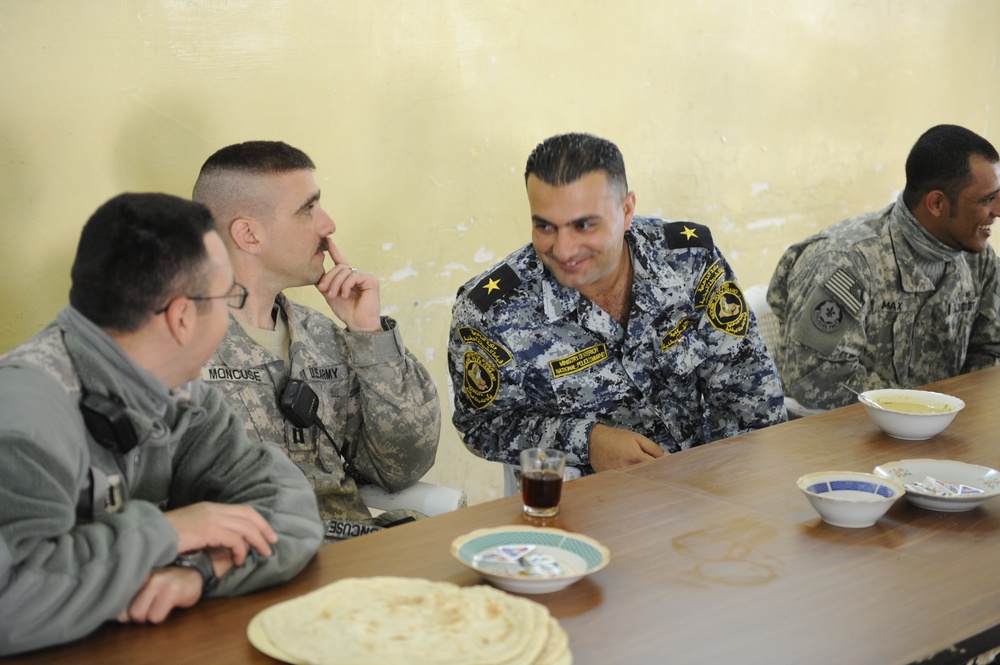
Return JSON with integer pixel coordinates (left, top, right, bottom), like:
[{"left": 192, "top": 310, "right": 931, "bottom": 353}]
[{"left": 839, "top": 383, "right": 887, "bottom": 411}]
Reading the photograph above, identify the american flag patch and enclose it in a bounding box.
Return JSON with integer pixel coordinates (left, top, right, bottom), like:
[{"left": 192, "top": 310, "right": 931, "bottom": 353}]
[{"left": 824, "top": 268, "right": 865, "bottom": 317}]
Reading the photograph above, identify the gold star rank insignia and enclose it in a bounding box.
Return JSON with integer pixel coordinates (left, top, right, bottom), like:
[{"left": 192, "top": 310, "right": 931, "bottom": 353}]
[
  {"left": 665, "top": 221, "right": 714, "bottom": 250},
  {"left": 469, "top": 264, "right": 521, "bottom": 312}
]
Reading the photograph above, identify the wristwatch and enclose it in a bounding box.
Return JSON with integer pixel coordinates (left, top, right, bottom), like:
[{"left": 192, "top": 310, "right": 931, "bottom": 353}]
[{"left": 173, "top": 551, "right": 219, "bottom": 598}]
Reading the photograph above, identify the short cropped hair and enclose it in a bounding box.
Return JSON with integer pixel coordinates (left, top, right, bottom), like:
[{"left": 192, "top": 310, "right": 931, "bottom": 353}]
[
  {"left": 69, "top": 193, "right": 216, "bottom": 332},
  {"left": 194, "top": 140, "right": 315, "bottom": 180},
  {"left": 192, "top": 141, "right": 316, "bottom": 231},
  {"left": 902, "top": 125, "right": 999, "bottom": 210},
  {"left": 524, "top": 133, "right": 628, "bottom": 198}
]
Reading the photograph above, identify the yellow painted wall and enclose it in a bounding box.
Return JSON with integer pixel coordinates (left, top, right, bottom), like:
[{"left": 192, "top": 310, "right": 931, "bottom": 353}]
[{"left": 1, "top": 1, "right": 997, "bottom": 505}]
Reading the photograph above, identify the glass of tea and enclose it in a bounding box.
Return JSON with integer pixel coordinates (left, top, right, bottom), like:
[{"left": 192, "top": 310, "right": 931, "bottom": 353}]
[{"left": 519, "top": 448, "right": 566, "bottom": 517}]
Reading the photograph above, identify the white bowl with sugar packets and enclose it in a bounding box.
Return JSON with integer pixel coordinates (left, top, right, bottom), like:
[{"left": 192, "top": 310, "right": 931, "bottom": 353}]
[{"left": 873, "top": 459, "right": 1000, "bottom": 512}]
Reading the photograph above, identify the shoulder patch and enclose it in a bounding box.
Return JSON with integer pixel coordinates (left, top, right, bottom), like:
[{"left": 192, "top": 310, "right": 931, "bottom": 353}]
[
  {"left": 705, "top": 281, "right": 750, "bottom": 337},
  {"left": 462, "top": 350, "right": 500, "bottom": 410},
  {"left": 468, "top": 264, "right": 521, "bottom": 313},
  {"left": 811, "top": 300, "right": 844, "bottom": 332},
  {"left": 822, "top": 268, "right": 866, "bottom": 318},
  {"left": 693, "top": 259, "right": 725, "bottom": 310},
  {"left": 664, "top": 221, "right": 714, "bottom": 250},
  {"left": 457, "top": 327, "right": 513, "bottom": 367}
]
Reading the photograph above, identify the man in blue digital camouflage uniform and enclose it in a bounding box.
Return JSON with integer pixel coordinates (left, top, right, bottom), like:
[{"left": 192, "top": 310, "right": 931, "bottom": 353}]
[{"left": 448, "top": 132, "right": 786, "bottom": 476}]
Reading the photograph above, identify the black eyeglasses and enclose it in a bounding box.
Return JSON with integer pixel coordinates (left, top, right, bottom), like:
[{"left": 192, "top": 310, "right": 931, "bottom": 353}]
[{"left": 154, "top": 283, "right": 249, "bottom": 315}]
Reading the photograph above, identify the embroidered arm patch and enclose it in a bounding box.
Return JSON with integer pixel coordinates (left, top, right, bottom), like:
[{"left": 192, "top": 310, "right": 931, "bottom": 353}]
[
  {"left": 457, "top": 326, "right": 513, "bottom": 367},
  {"left": 705, "top": 281, "right": 750, "bottom": 337},
  {"left": 694, "top": 260, "right": 725, "bottom": 310},
  {"left": 823, "top": 268, "right": 866, "bottom": 318},
  {"left": 790, "top": 269, "right": 864, "bottom": 354},
  {"left": 462, "top": 350, "right": 500, "bottom": 409}
]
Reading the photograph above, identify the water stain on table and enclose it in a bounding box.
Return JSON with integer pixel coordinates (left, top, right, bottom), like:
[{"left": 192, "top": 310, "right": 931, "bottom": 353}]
[{"left": 672, "top": 517, "right": 783, "bottom": 587}]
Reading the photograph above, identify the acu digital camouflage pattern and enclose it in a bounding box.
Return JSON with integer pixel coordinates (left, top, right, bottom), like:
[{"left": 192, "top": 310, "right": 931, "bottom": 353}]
[
  {"left": 448, "top": 216, "right": 786, "bottom": 475},
  {"left": 0, "top": 324, "right": 82, "bottom": 395},
  {"left": 203, "top": 294, "right": 440, "bottom": 524},
  {"left": 767, "top": 194, "right": 1000, "bottom": 411}
]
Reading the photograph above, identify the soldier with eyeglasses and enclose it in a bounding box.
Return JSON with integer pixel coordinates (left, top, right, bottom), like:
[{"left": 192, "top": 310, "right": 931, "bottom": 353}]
[{"left": 0, "top": 193, "right": 323, "bottom": 655}]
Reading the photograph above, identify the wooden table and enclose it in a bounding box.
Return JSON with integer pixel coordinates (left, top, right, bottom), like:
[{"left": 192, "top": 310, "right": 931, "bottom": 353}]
[{"left": 11, "top": 367, "right": 1000, "bottom": 665}]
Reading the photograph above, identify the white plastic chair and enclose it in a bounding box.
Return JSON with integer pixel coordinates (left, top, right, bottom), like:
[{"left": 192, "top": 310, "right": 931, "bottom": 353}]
[
  {"left": 360, "top": 481, "right": 467, "bottom": 517},
  {"left": 743, "top": 284, "right": 825, "bottom": 419}
]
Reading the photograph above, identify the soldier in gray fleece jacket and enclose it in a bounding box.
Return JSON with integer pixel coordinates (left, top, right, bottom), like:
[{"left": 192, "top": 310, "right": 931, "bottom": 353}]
[{"left": 0, "top": 193, "right": 324, "bottom": 656}]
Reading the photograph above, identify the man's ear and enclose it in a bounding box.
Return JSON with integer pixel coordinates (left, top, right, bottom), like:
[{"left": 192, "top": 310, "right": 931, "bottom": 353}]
[
  {"left": 162, "top": 297, "right": 196, "bottom": 346},
  {"left": 230, "top": 217, "right": 262, "bottom": 254},
  {"left": 622, "top": 191, "right": 637, "bottom": 231},
  {"left": 923, "top": 190, "right": 950, "bottom": 219}
]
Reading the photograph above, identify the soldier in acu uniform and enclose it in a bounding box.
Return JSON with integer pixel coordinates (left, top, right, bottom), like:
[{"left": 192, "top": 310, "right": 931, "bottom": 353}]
[
  {"left": 768, "top": 125, "right": 1000, "bottom": 411},
  {"left": 193, "top": 141, "right": 441, "bottom": 541},
  {"left": 448, "top": 133, "right": 786, "bottom": 477}
]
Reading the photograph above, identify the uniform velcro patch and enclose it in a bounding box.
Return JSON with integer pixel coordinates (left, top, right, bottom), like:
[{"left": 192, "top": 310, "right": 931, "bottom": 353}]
[
  {"left": 694, "top": 260, "right": 725, "bottom": 310},
  {"left": 462, "top": 350, "right": 500, "bottom": 409},
  {"left": 660, "top": 317, "right": 695, "bottom": 351},
  {"left": 469, "top": 264, "right": 521, "bottom": 313},
  {"left": 201, "top": 366, "right": 267, "bottom": 383},
  {"left": 548, "top": 343, "right": 609, "bottom": 378},
  {"left": 823, "top": 268, "right": 866, "bottom": 318},
  {"left": 706, "top": 281, "right": 750, "bottom": 337},
  {"left": 457, "top": 326, "right": 513, "bottom": 367},
  {"left": 664, "top": 221, "right": 714, "bottom": 250}
]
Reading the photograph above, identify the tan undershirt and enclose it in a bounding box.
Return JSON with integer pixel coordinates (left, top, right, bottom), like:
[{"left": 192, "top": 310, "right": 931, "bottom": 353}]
[{"left": 236, "top": 312, "right": 291, "bottom": 368}]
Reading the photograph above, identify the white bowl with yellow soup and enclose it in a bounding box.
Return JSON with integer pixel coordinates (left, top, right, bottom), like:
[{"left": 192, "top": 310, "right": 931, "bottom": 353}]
[{"left": 859, "top": 388, "right": 965, "bottom": 440}]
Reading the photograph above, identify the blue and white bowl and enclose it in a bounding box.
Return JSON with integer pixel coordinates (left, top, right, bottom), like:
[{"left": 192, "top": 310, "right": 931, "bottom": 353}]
[{"left": 797, "top": 471, "right": 905, "bottom": 528}]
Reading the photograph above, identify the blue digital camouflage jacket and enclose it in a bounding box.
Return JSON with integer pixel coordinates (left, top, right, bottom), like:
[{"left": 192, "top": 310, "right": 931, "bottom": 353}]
[{"left": 448, "top": 216, "right": 787, "bottom": 475}]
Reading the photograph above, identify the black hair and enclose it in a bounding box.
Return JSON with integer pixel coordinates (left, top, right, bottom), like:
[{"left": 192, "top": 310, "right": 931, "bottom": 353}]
[
  {"left": 902, "top": 124, "right": 999, "bottom": 210},
  {"left": 69, "top": 193, "right": 216, "bottom": 332},
  {"left": 196, "top": 140, "right": 315, "bottom": 177},
  {"left": 524, "top": 133, "right": 628, "bottom": 197}
]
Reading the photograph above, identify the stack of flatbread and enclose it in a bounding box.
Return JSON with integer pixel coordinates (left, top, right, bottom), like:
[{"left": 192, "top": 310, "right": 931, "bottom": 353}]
[{"left": 248, "top": 576, "right": 572, "bottom": 665}]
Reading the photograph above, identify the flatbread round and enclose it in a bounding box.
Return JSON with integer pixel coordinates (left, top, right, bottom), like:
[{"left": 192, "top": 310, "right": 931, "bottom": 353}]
[
  {"left": 536, "top": 617, "right": 570, "bottom": 665},
  {"left": 253, "top": 577, "right": 571, "bottom": 665}
]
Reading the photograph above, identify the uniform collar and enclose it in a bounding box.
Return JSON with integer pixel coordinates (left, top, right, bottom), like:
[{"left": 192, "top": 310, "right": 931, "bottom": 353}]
[
  {"left": 888, "top": 195, "right": 963, "bottom": 293},
  {"left": 626, "top": 220, "right": 676, "bottom": 315},
  {"left": 214, "top": 293, "right": 296, "bottom": 367}
]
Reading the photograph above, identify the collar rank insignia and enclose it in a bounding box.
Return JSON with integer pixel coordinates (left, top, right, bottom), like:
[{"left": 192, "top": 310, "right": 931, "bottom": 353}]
[
  {"left": 664, "top": 221, "right": 714, "bottom": 250},
  {"left": 469, "top": 263, "right": 521, "bottom": 313}
]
